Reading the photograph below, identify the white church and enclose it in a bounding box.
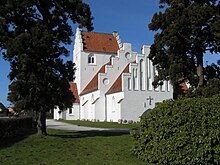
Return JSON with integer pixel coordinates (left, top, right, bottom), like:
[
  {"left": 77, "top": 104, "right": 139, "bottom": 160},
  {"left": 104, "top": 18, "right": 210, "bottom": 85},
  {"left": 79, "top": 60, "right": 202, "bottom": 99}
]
[{"left": 54, "top": 28, "right": 173, "bottom": 122}]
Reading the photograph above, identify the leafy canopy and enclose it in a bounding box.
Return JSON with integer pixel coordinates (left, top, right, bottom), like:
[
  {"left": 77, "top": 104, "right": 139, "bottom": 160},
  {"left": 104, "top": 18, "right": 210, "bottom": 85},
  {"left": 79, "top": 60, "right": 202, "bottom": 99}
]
[
  {"left": 149, "top": 0, "right": 220, "bottom": 88},
  {"left": 0, "top": 0, "right": 93, "bottom": 135}
]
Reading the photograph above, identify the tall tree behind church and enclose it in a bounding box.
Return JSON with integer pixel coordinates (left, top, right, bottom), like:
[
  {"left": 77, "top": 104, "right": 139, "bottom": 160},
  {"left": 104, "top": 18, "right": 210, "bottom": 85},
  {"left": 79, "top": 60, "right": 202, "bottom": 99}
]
[
  {"left": 148, "top": 0, "right": 220, "bottom": 89},
  {"left": 0, "top": 0, "right": 93, "bottom": 135}
]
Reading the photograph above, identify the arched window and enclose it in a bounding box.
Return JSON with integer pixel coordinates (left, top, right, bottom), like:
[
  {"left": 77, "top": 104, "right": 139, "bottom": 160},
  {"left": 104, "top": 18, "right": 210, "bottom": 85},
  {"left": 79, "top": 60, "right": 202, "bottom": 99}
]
[
  {"left": 88, "top": 53, "right": 95, "bottom": 64},
  {"left": 91, "top": 94, "right": 94, "bottom": 102},
  {"left": 133, "top": 68, "right": 136, "bottom": 89},
  {"left": 133, "top": 68, "right": 138, "bottom": 90},
  {"left": 128, "top": 78, "right": 131, "bottom": 90},
  {"left": 125, "top": 52, "right": 131, "bottom": 60},
  {"left": 140, "top": 59, "right": 145, "bottom": 90},
  {"left": 112, "top": 96, "right": 116, "bottom": 112}
]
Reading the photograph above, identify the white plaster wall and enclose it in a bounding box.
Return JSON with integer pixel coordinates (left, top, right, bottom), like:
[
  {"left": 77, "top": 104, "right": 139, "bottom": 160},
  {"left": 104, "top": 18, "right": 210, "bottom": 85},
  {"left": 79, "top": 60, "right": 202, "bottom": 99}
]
[
  {"left": 53, "top": 107, "right": 61, "bottom": 120},
  {"left": 53, "top": 104, "right": 80, "bottom": 120},
  {"left": 93, "top": 96, "right": 106, "bottom": 121},
  {"left": 120, "top": 89, "right": 173, "bottom": 121},
  {"left": 118, "top": 46, "right": 173, "bottom": 121},
  {"left": 73, "top": 28, "right": 83, "bottom": 93},
  {"left": 65, "top": 104, "right": 80, "bottom": 120},
  {"left": 80, "top": 90, "right": 100, "bottom": 120},
  {"left": 120, "top": 66, "right": 173, "bottom": 121},
  {"left": 106, "top": 92, "right": 124, "bottom": 122},
  {"left": 78, "top": 52, "right": 114, "bottom": 94}
]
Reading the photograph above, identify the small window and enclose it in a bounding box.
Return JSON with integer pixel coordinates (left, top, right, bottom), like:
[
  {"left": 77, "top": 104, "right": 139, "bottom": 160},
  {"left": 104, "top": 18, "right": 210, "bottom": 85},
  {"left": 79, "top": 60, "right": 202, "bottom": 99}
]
[
  {"left": 69, "top": 108, "right": 72, "bottom": 114},
  {"left": 88, "top": 53, "right": 95, "bottom": 64},
  {"left": 128, "top": 78, "right": 132, "bottom": 90}
]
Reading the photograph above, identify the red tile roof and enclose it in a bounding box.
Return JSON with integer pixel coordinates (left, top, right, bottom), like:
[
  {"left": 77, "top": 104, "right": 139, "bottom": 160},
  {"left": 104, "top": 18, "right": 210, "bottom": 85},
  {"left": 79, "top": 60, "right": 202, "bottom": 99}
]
[
  {"left": 80, "top": 61, "right": 111, "bottom": 95},
  {"left": 106, "top": 64, "right": 130, "bottom": 94},
  {"left": 82, "top": 31, "right": 119, "bottom": 53},
  {"left": 70, "top": 83, "right": 80, "bottom": 103}
]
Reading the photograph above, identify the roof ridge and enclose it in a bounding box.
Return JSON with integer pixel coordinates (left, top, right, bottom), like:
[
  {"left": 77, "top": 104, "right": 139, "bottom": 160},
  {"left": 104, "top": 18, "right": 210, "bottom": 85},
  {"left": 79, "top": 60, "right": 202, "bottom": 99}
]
[{"left": 82, "top": 31, "right": 116, "bottom": 36}]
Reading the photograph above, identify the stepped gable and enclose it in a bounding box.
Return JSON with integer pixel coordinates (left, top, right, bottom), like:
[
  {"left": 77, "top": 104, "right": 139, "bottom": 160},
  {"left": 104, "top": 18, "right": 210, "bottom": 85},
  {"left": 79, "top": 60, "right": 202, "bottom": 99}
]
[
  {"left": 70, "top": 83, "right": 80, "bottom": 103},
  {"left": 106, "top": 64, "right": 130, "bottom": 94},
  {"left": 80, "top": 61, "right": 111, "bottom": 95},
  {"left": 82, "top": 31, "right": 119, "bottom": 53}
]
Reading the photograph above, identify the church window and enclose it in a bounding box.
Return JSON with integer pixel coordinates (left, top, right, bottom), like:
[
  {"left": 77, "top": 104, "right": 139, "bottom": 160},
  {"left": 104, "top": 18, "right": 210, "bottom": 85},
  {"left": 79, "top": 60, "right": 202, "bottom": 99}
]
[
  {"left": 69, "top": 108, "right": 72, "bottom": 114},
  {"left": 133, "top": 68, "right": 138, "bottom": 90},
  {"left": 112, "top": 96, "right": 116, "bottom": 113},
  {"left": 125, "top": 52, "right": 131, "bottom": 59},
  {"left": 140, "top": 59, "right": 145, "bottom": 90},
  {"left": 88, "top": 53, "right": 95, "bottom": 65},
  {"left": 91, "top": 94, "right": 94, "bottom": 101},
  {"left": 147, "top": 58, "right": 151, "bottom": 78},
  {"left": 128, "top": 78, "right": 132, "bottom": 90},
  {"left": 103, "top": 78, "right": 110, "bottom": 85},
  {"left": 167, "top": 81, "right": 171, "bottom": 91},
  {"left": 110, "top": 55, "right": 115, "bottom": 61}
]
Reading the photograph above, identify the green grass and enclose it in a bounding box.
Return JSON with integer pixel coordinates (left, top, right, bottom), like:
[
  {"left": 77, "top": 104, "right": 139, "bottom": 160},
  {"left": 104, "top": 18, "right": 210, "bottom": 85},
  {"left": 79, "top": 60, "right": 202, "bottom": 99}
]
[
  {"left": 59, "top": 120, "right": 140, "bottom": 129},
  {"left": 0, "top": 129, "right": 145, "bottom": 165}
]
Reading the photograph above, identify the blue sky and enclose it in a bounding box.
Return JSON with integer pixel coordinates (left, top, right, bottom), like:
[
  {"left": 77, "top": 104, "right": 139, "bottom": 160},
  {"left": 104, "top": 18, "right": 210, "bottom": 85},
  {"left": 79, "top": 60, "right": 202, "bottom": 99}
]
[{"left": 0, "top": 0, "right": 219, "bottom": 106}]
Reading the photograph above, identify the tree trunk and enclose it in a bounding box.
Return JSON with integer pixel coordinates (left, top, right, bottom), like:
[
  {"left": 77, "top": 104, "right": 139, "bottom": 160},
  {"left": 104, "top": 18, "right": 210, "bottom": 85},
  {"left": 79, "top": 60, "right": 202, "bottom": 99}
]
[
  {"left": 196, "top": 54, "right": 204, "bottom": 88},
  {"left": 37, "top": 109, "right": 47, "bottom": 136}
]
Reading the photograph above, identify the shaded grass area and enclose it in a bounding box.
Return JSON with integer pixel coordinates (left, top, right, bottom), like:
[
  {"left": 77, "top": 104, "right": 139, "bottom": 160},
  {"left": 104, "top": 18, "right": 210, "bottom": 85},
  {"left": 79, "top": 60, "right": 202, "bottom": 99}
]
[
  {"left": 0, "top": 128, "right": 37, "bottom": 149},
  {"left": 0, "top": 129, "right": 145, "bottom": 165},
  {"left": 59, "top": 120, "right": 140, "bottom": 129}
]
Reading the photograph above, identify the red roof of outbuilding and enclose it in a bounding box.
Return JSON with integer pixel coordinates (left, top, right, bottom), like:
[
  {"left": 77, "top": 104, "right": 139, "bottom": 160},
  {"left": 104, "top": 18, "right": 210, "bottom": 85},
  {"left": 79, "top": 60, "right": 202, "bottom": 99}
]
[
  {"left": 70, "top": 83, "right": 80, "bottom": 103},
  {"left": 82, "top": 31, "right": 119, "bottom": 53}
]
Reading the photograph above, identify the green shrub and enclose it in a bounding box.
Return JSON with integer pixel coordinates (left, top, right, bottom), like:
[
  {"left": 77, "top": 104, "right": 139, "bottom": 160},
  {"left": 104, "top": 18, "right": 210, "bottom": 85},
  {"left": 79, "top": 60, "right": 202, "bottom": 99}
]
[
  {"left": 131, "top": 95, "right": 220, "bottom": 164},
  {"left": 0, "top": 117, "right": 34, "bottom": 140}
]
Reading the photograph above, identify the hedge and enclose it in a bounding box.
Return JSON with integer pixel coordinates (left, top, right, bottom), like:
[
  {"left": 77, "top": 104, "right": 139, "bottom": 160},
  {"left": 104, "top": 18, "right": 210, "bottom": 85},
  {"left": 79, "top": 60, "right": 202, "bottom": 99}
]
[
  {"left": 131, "top": 95, "right": 220, "bottom": 164},
  {"left": 0, "top": 117, "right": 34, "bottom": 140}
]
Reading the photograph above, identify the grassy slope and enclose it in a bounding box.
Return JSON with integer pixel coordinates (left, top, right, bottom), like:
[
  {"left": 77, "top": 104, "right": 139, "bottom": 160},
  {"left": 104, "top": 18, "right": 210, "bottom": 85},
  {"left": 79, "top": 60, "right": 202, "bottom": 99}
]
[
  {"left": 0, "top": 129, "right": 145, "bottom": 165},
  {"left": 59, "top": 120, "right": 140, "bottom": 129}
]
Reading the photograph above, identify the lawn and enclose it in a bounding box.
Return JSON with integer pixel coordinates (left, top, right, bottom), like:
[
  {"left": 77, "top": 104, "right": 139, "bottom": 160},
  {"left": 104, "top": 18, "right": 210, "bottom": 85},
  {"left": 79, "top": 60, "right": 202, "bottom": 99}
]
[
  {"left": 0, "top": 129, "right": 145, "bottom": 165},
  {"left": 59, "top": 119, "right": 140, "bottom": 129}
]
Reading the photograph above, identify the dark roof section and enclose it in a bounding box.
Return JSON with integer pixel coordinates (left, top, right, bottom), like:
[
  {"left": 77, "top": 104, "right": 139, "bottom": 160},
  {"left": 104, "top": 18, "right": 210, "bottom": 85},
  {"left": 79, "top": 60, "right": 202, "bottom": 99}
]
[
  {"left": 82, "top": 31, "right": 119, "bottom": 54},
  {"left": 106, "top": 64, "right": 130, "bottom": 94},
  {"left": 70, "top": 83, "right": 80, "bottom": 103},
  {"left": 80, "top": 61, "right": 111, "bottom": 96}
]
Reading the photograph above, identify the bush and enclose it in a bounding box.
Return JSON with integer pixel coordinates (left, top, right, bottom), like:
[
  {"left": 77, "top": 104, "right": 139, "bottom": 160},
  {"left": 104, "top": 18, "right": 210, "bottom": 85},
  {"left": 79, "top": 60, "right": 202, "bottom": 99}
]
[
  {"left": 0, "top": 117, "right": 34, "bottom": 140},
  {"left": 131, "top": 95, "right": 220, "bottom": 164}
]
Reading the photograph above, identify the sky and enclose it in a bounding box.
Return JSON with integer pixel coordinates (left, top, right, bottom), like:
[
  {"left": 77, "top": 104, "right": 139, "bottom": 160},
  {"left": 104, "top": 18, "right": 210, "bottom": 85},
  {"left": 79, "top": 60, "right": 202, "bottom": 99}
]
[{"left": 0, "top": 0, "right": 219, "bottom": 106}]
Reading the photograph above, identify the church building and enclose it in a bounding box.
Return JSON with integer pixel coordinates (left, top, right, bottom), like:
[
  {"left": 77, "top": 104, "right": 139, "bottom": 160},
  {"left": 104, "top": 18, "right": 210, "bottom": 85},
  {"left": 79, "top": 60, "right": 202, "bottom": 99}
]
[{"left": 54, "top": 28, "right": 173, "bottom": 122}]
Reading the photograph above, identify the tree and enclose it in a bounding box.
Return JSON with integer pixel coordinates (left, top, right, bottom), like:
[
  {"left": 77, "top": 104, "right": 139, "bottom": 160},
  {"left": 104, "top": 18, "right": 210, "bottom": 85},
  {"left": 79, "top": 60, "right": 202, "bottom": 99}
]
[
  {"left": 204, "top": 60, "right": 220, "bottom": 80},
  {"left": 148, "top": 0, "right": 220, "bottom": 89},
  {"left": 0, "top": 0, "right": 93, "bottom": 135}
]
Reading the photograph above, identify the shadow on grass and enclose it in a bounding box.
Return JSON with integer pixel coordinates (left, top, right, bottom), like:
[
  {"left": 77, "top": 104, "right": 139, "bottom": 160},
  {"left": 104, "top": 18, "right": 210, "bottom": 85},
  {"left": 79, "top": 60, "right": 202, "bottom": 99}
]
[
  {"left": 48, "top": 130, "right": 130, "bottom": 139},
  {"left": 0, "top": 129, "right": 37, "bottom": 149}
]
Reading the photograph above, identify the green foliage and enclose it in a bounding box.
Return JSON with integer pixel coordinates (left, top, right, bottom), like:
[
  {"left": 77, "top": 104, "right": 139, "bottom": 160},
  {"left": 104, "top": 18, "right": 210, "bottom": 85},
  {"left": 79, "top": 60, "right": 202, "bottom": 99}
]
[
  {"left": 0, "top": 117, "right": 34, "bottom": 140},
  {"left": 149, "top": 0, "right": 220, "bottom": 88},
  {"left": 132, "top": 95, "right": 220, "bottom": 164},
  {"left": 204, "top": 60, "right": 220, "bottom": 80},
  {"left": 189, "top": 78, "right": 220, "bottom": 98},
  {"left": 0, "top": 0, "right": 93, "bottom": 135}
]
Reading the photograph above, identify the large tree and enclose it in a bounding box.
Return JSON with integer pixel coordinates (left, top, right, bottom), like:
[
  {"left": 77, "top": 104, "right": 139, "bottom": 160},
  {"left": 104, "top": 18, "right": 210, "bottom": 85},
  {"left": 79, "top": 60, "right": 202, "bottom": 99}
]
[
  {"left": 0, "top": 0, "right": 93, "bottom": 135},
  {"left": 149, "top": 0, "right": 220, "bottom": 88}
]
